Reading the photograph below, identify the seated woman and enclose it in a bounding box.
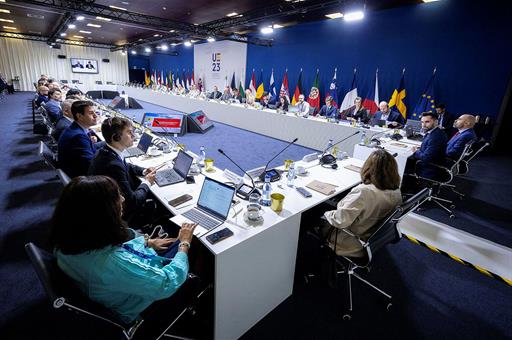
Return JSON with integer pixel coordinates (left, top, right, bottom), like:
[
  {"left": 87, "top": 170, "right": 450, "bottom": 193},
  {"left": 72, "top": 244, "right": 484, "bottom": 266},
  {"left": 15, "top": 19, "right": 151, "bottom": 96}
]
[
  {"left": 275, "top": 96, "right": 289, "bottom": 112},
  {"left": 323, "top": 149, "right": 402, "bottom": 258},
  {"left": 51, "top": 175, "right": 197, "bottom": 324}
]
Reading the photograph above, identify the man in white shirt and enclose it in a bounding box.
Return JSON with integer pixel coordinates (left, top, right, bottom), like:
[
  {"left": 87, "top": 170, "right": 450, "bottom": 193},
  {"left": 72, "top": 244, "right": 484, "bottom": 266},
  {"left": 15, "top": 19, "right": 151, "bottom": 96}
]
[{"left": 296, "top": 94, "right": 310, "bottom": 118}]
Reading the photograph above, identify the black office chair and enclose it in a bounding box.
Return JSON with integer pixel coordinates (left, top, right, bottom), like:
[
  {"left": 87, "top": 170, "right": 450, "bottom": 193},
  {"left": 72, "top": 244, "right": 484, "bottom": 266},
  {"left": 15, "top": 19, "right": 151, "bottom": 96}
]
[
  {"left": 456, "top": 139, "right": 490, "bottom": 176},
  {"left": 39, "top": 141, "right": 58, "bottom": 170},
  {"left": 318, "top": 188, "right": 430, "bottom": 320},
  {"left": 25, "top": 242, "right": 206, "bottom": 340},
  {"left": 56, "top": 168, "right": 71, "bottom": 186}
]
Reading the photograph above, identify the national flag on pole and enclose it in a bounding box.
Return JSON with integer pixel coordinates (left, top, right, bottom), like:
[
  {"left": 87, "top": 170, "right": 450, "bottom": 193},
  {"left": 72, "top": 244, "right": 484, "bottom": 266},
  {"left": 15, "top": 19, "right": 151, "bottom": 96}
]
[
  {"left": 151, "top": 70, "right": 156, "bottom": 85},
  {"left": 291, "top": 69, "right": 303, "bottom": 106},
  {"left": 169, "top": 71, "right": 173, "bottom": 90},
  {"left": 269, "top": 69, "right": 277, "bottom": 100},
  {"left": 249, "top": 69, "right": 257, "bottom": 94},
  {"left": 327, "top": 68, "right": 339, "bottom": 108},
  {"left": 230, "top": 72, "right": 236, "bottom": 90},
  {"left": 389, "top": 69, "right": 407, "bottom": 118},
  {"left": 191, "top": 71, "right": 195, "bottom": 86},
  {"left": 239, "top": 80, "right": 245, "bottom": 99},
  {"left": 307, "top": 69, "right": 321, "bottom": 114},
  {"left": 186, "top": 71, "right": 191, "bottom": 90},
  {"left": 340, "top": 69, "right": 358, "bottom": 112},
  {"left": 157, "top": 70, "right": 161, "bottom": 85},
  {"left": 363, "top": 69, "right": 379, "bottom": 114},
  {"left": 145, "top": 70, "right": 150, "bottom": 86},
  {"left": 256, "top": 69, "right": 264, "bottom": 99},
  {"left": 280, "top": 70, "right": 290, "bottom": 102},
  {"left": 412, "top": 68, "right": 437, "bottom": 118},
  {"left": 181, "top": 70, "right": 186, "bottom": 88},
  {"left": 164, "top": 71, "right": 168, "bottom": 87}
]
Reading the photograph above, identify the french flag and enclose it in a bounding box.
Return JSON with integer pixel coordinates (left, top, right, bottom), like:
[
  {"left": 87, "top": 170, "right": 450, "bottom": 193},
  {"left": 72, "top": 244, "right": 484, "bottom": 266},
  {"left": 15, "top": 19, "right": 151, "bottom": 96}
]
[{"left": 363, "top": 69, "right": 379, "bottom": 114}]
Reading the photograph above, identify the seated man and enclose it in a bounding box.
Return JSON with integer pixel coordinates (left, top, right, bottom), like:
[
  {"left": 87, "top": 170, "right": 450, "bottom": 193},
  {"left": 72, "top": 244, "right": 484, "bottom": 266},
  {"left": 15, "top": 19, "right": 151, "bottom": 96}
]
[
  {"left": 208, "top": 86, "right": 222, "bottom": 99},
  {"left": 318, "top": 96, "right": 338, "bottom": 119},
  {"left": 52, "top": 99, "right": 76, "bottom": 141},
  {"left": 220, "top": 86, "right": 232, "bottom": 101},
  {"left": 446, "top": 114, "right": 477, "bottom": 160},
  {"left": 373, "top": 101, "right": 405, "bottom": 127},
  {"left": 232, "top": 88, "right": 242, "bottom": 102},
  {"left": 45, "top": 88, "right": 63, "bottom": 123},
  {"left": 260, "top": 93, "right": 270, "bottom": 108},
  {"left": 58, "top": 100, "right": 99, "bottom": 178},
  {"left": 409, "top": 111, "right": 448, "bottom": 180},
  {"left": 295, "top": 94, "right": 310, "bottom": 118},
  {"left": 436, "top": 103, "right": 454, "bottom": 136},
  {"left": 35, "top": 86, "right": 49, "bottom": 106},
  {"left": 342, "top": 97, "right": 370, "bottom": 123},
  {"left": 88, "top": 117, "right": 157, "bottom": 225}
]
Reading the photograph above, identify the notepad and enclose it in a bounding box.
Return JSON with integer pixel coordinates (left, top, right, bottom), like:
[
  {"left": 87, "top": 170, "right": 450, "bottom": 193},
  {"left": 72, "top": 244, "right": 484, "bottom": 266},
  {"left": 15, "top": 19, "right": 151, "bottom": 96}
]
[
  {"left": 344, "top": 164, "right": 362, "bottom": 173},
  {"left": 306, "top": 180, "right": 338, "bottom": 196}
]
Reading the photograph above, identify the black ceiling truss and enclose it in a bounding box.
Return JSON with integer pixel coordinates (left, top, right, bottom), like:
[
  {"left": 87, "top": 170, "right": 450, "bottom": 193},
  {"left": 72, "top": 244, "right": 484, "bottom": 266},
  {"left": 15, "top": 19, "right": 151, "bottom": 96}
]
[
  {"left": 0, "top": 31, "right": 115, "bottom": 49},
  {"left": 47, "top": 11, "right": 73, "bottom": 45}
]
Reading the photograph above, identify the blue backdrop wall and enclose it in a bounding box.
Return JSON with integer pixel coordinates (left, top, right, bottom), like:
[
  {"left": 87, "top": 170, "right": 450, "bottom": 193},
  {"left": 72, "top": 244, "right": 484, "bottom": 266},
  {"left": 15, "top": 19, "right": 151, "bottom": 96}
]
[
  {"left": 128, "top": 44, "right": 194, "bottom": 80},
  {"left": 129, "top": 0, "right": 512, "bottom": 119}
]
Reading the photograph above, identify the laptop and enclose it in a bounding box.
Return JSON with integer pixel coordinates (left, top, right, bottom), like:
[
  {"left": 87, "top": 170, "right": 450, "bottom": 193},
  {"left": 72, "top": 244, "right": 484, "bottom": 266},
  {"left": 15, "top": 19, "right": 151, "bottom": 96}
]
[
  {"left": 372, "top": 118, "right": 386, "bottom": 127},
  {"left": 155, "top": 150, "right": 194, "bottom": 187},
  {"left": 180, "top": 177, "right": 236, "bottom": 231},
  {"left": 125, "top": 132, "right": 153, "bottom": 157}
]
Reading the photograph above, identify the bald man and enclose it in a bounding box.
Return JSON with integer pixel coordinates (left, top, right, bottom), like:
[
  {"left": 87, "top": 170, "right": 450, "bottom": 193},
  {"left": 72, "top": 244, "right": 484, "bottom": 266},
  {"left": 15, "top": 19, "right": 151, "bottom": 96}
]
[
  {"left": 35, "top": 86, "right": 49, "bottom": 106},
  {"left": 446, "top": 114, "right": 477, "bottom": 159}
]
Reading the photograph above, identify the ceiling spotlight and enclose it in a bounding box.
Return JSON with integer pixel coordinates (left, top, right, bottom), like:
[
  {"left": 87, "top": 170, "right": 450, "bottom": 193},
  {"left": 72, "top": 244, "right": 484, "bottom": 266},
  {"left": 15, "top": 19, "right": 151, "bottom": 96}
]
[
  {"left": 68, "top": 24, "right": 76, "bottom": 29},
  {"left": 79, "top": 30, "right": 91, "bottom": 34},
  {"left": 171, "top": 43, "right": 177, "bottom": 46},
  {"left": 161, "top": 44, "right": 168, "bottom": 50},
  {"left": 96, "top": 16, "right": 112, "bottom": 22},
  {"left": 144, "top": 47, "right": 151, "bottom": 53},
  {"left": 0, "top": 9, "right": 11, "bottom": 14},
  {"left": 226, "top": 12, "right": 238, "bottom": 17},
  {"left": 60, "top": 33, "right": 67, "bottom": 37},
  {"left": 87, "top": 23, "right": 101, "bottom": 28},
  {"left": 131, "top": 50, "right": 137, "bottom": 55},
  {"left": 0, "top": 18, "right": 14, "bottom": 23},
  {"left": 260, "top": 26, "right": 273, "bottom": 34},
  {"left": 73, "top": 35, "right": 84, "bottom": 38},
  {"left": 109, "top": 5, "right": 127, "bottom": 10},
  {"left": 325, "top": 12, "right": 344, "bottom": 19},
  {"left": 207, "top": 37, "right": 215, "bottom": 42},
  {"left": 76, "top": 15, "right": 85, "bottom": 21},
  {"left": 344, "top": 10, "right": 364, "bottom": 21},
  {"left": 3, "top": 26, "right": 16, "bottom": 30},
  {"left": 184, "top": 40, "right": 192, "bottom": 47},
  {"left": 121, "top": 50, "right": 126, "bottom": 55},
  {"left": 153, "top": 34, "right": 160, "bottom": 37},
  {"left": 169, "top": 30, "right": 175, "bottom": 33}
]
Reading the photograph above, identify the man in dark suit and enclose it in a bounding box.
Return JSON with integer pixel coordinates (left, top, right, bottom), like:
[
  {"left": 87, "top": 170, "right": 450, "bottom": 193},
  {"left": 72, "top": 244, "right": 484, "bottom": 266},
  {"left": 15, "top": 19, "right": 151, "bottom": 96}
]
[
  {"left": 35, "top": 86, "right": 49, "bottom": 106},
  {"left": 88, "top": 117, "right": 157, "bottom": 225},
  {"left": 436, "top": 103, "right": 454, "bottom": 136},
  {"left": 45, "top": 88, "right": 63, "bottom": 123},
  {"left": 58, "top": 100, "right": 99, "bottom": 178},
  {"left": 373, "top": 101, "right": 405, "bottom": 127},
  {"left": 342, "top": 96, "right": 370, "bottom": 123},
  {"left": 446, "top": 114, "right": 477, "bottom": 160},
  {"left": 409, "top": 111, "right": 448, "bottom": 179},
  {"left": 52, "top": 99, "right": 76, "bottom": 141},
  {"left": 318, "top": 96, "right": 338, "bottom": 119},
  {"left": 208, "top": 86, "right": 222, "bottom": 99}
]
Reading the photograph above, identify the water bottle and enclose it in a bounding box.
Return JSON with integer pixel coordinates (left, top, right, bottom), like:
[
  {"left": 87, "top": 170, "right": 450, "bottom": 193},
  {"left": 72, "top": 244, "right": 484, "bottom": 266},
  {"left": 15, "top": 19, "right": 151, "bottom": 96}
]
[
  {"left": 261, "top": 174, "right": 272, "bottom": 206},
  {"left": 359, "top": 131, "right": 367, "bottom": 146},
  {"left": 287, "top": 163, "right": 295, "bottom": 187},
  {"left": 199, "top": 146, "right": 206, "bottom": 167},
  {"left": 326, "top": 139, "right": 334, "bottom": 154}
]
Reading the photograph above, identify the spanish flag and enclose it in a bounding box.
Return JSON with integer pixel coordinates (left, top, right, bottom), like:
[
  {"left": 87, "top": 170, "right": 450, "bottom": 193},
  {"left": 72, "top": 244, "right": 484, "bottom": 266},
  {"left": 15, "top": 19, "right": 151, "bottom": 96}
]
[{"left": 389, "top": 69, "right": 407, "bottom": 118}]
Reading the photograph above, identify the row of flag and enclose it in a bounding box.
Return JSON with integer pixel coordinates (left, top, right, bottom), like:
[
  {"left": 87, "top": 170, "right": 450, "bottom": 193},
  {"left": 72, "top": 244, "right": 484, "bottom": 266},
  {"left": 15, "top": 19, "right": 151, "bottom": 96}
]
[{"left": 144, "top": 67, "right": 438, "bottom": 119}]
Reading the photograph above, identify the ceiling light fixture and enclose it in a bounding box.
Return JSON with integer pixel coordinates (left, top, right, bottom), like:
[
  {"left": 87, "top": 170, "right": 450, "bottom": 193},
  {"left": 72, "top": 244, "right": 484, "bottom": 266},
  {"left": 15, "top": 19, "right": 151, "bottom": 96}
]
[
  {"left": 109, "top": 5, "right": 127, "bottom": 10},
  {"left": 87, "top": 23, "right": 101, "bottom": 28},
  {"left": 153, "top": 34, "right": 160, "bottom": 37},
  {"left": 161, "top": 44, "right": 168, "bottom": 51},
  {"left": 76, "top": 15, "right": 84, "bottom": 20},
  {"left": 325, "top": 12, "right": 344, "bottom": 19},
  {"left": 207, "top": 36, "right": 215, "bottom": 42},
  {"left": 96, "top": 16, "right": 111, "bottom": 22},
  {"left": 260, "top": 26, "right": 273, "bottom": 34},
  {"left": 3, "top": 26, "right": 16, "bottom": 30},
  {"left": 226, "top": 12, "right": 238, "bottom": 17},
  {"left": 171, "top": 43, "right": 177, "bottom": 46},
  {"left": 0, "top": 9, "right": 10, "bottom": 14},
  {"left": 343, "top": 10, "right": 364, "bottom": 21},
  {"left": 169, "top": 29, "right": 175, "bottom": 33},
  {"left": 422, "top": 0, "right": 440, "bottom": 2},
  {"left": 184, "top": 40, "right": 192, "bottom": 47},
  {"left": 73, "top": 35, "right": 84, "bottom": 38},
  {"left": 131, "top": 50, "right": 137, "bottom": 55},
  {"left": 144, "top": 47, "right": 151, "bottom": 53},
  {"left": 68, "top": 24, "right": 76, "bottom": 29},
  {"left": 79, "top": 30, "right": 91, "bottom": 34},
  {"left": 0, "top": 18, "right": 14, "bottom": 23},
  {"left": 60, "top": 32, "right": 66, "bottom": 36}
]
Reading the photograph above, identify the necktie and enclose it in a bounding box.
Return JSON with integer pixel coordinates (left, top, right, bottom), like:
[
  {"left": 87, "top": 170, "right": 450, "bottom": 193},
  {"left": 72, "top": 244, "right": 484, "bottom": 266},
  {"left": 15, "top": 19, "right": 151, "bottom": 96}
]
[{"left": 450, "top": 131, "right": 460, "bottom": 141}]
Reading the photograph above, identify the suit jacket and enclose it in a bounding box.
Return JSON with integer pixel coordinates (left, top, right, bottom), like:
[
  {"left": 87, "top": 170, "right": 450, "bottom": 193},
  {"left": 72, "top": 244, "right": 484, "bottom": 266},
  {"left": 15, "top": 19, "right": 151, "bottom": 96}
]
[
  {"left": 318, "top": 105, "right": 338, "bottom": 119},
  {"left": 35, "top": 94, "right": 48, "bottom": 107},
  {"left": 45, "top": 99, "right": 63, "bottom": 123},
  {"left": 220, "top": 92, "right": 232, "bottom": 101},
  {"left": 88, "top": 145, "right": 149, "bottom": 218},
  {"left": 412, "top": 126, "right": 448, "bottom": 179},
  {"left": 438, "top": 111, "right": 455, "bottom": 136},
  {"left": 374, "top": 109, "right": 405, "bottom": 126},
  {"left": 209, "top": 91, "right": 222, "bottom": 99},
  {"left": 446, "top": 128, "right": 477, "bottom": 160},
  {"left": 58, "top": 121, "right": 97, "bottom": 178},
  {"left": 344, "top": 106, "right": 370, "bottom": 123},
  {"left": 324, "top": 183, "right": 402, "bottom": 257},
  {"left": 52, "top": 116, "right": 72, "bottom": 142}
]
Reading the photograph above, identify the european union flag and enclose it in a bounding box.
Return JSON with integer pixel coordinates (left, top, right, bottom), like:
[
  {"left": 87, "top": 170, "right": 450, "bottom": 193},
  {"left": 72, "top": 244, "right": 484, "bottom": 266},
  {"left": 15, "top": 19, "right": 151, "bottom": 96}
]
[{"left": 412, "top": 70, "right": 436, "bottom": 118}]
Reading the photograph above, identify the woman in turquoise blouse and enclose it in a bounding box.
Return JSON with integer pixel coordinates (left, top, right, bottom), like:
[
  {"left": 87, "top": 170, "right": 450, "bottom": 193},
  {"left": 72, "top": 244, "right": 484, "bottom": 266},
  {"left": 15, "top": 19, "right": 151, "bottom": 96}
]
[{"left": 50, "top": 175, "right": 197, "bottom": 324}]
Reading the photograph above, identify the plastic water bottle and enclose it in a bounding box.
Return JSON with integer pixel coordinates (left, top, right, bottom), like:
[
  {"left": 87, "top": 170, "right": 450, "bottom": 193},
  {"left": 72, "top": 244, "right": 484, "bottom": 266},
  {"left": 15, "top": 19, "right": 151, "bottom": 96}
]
[
  {"left": 287, "top": 163, "right": 295, "bottom": 187},
  {"left": 359, "top": 131, "right": 367, "bottom": 146},
  {"left": 261, "top": 174, "right": 272, "bottom": 206},
  {"left": 199, "top": 146, "right": 206, "bottom": 167},
  {"left": 326, "top": 139, "right": 334, "bottom": 154}
]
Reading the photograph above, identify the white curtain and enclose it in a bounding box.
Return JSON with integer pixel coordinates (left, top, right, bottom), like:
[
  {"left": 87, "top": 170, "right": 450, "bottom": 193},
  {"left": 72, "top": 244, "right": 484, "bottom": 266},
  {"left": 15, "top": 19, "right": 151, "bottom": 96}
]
[{"left": 0, "top": 37, "right": 129, "bottom": 91}]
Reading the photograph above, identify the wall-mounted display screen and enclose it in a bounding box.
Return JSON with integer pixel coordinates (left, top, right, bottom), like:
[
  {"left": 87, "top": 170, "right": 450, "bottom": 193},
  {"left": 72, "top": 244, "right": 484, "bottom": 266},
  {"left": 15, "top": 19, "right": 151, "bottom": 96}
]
[{"left": 71, "top": 58, "right": 99, "bottom": 74}]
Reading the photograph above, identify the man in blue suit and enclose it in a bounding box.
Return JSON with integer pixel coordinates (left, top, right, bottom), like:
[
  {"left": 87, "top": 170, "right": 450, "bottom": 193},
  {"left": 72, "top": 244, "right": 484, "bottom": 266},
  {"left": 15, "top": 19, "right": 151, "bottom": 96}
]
[
  {"left": 409, "top": 111, "right": 448, "bottom": 180},
  {"left": 89, "top": 117, "right": 158, "bottom": 226},
  {"left": 373, "top": 101, "right": 405, "bottom": 127},
  {"left": 58, "top": 100, "right": 99, "bottom": 178},
  {"left": 45, "top": 88, "right": 63, "bottom": 123},
  {"left": 446, "top": 114, "right": 477, "bottom": 160},
  {"left": 35, "top": 86, "right": 49, "bottom": 107},
  {"left": 318, "top": 96, "right": 338, "bottom": 119}
]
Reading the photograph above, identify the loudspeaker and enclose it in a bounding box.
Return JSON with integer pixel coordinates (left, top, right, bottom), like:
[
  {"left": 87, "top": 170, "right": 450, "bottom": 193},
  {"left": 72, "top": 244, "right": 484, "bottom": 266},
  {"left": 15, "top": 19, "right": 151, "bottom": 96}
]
[
  {"left": 57, "top": 55, "right": 67, "bottom": 59},
  {"left": 102, "top": 58, "right": 110, "bottom": 63}
]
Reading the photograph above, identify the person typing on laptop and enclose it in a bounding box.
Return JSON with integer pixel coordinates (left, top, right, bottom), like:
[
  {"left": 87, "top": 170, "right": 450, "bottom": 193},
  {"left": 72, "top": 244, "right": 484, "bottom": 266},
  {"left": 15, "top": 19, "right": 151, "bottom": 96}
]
[{"left": 88, "top": 117, "right": 157, "bottom": 227}]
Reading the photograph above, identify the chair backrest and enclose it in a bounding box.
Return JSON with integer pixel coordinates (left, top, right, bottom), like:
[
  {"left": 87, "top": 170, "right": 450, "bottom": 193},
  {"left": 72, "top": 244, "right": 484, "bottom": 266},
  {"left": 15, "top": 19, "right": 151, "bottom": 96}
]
[
  {"left": 25, "top": 242, "right": 62, "bottom": 304},
  {"left": 458, "top": 139, "right": 490, "bottom": 175},
  {"left": 56, "top": 169, "right": 71, "bottom": 186},
  {"left": 364, "top": 188, "right": 430, "bottom": 261},
  {"left": 39, "top": 141, "right": 58, "bottom": 170},
  {"left": 60, "top": 80, "right": 68, "bottom": 84}
]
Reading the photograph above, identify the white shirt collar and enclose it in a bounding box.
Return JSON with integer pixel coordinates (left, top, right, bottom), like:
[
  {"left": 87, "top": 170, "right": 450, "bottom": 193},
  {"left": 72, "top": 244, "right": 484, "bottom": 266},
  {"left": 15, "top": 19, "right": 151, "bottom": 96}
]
[{"left": 107, "top": 144, "right": 125, "bottom": 160}]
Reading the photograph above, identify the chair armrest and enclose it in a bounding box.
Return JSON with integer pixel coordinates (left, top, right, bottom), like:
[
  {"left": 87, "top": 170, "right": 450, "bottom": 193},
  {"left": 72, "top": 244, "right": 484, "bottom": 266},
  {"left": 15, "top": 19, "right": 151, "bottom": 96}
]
[{"left": 414, "top": 160, "right": 453, "bottom": 183}]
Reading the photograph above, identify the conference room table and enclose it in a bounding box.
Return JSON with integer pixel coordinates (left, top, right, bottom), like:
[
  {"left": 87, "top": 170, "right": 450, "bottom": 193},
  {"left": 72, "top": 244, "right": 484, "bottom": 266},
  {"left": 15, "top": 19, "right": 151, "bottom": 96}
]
[
  {"left": 125, "top": 147, "right": 363, "bottom": 340},
  {"left": 74, "top": 83, "right": 118, "bottom": 93},
  {"left": 117, "top": 85, "right": 388, "bottom": 155}
]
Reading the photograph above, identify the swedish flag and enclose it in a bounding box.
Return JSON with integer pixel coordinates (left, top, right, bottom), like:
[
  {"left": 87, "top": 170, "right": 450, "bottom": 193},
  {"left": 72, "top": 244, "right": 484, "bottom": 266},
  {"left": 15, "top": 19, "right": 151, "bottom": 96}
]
[
  {"left": 389, "top": 71, "right": 407, "bottom": 118},
  {"left": 412, "top": 70, "right": 436, "bottom": 118}
]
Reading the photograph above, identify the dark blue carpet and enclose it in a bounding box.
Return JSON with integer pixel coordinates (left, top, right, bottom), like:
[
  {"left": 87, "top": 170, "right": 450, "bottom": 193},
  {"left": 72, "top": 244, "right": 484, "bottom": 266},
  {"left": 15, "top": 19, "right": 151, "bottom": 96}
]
[{"left": 1, "top": 92, "right": 511, "bottom": 339}]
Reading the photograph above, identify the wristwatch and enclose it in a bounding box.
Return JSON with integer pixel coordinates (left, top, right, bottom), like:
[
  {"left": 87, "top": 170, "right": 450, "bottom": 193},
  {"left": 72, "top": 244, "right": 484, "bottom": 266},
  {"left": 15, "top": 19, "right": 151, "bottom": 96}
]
[{"left": 179, "top": 241, "right": 191, "bottom": 249}]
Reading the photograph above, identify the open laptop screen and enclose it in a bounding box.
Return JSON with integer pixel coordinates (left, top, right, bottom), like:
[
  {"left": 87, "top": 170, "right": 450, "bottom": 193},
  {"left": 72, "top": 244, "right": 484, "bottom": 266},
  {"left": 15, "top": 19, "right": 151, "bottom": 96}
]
[
  {"left": 173, "top": 151, "right": 193, "bottom": 178},
  {"left": 137, "top": 132, "right": 153, "bottom": 152},
  {"left": 197, "top": 178, "right": 235, "bottom": 220}
]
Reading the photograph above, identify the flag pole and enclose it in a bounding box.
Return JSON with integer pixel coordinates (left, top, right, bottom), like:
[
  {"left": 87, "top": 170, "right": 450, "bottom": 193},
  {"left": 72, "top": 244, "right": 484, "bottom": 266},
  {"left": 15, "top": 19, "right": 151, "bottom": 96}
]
[{"left": 433, "top": 66, "right": 437, "bottom": 75}]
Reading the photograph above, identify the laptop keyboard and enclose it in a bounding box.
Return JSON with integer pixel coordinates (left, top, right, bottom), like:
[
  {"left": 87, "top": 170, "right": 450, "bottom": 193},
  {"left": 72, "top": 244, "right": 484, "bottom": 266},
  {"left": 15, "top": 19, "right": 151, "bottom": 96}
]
[
  {"left": 182, "top": 208, "right": 220, "bottom": 230},
  {"left": 155, "top": 169, "right": 182, "bottom": 186},
  {"left": 125, "top": 147, "right": 145, "bottom": 157}
]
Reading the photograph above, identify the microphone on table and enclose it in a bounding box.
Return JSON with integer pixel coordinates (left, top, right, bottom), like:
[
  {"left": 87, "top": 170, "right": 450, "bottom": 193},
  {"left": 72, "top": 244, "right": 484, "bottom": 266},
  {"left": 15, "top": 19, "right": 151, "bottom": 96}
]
[
  {"left": 319, "top": 131, "right": 361, "bottom": 166},
  {"left": 154, "top": 119, "right": 179, "bottom": 152},
  {"left": 218, "top": 149, "right": 259, "bottom": 200},
  {"left": 259, "top": 137, "right": 299, "bottom": 182}
]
